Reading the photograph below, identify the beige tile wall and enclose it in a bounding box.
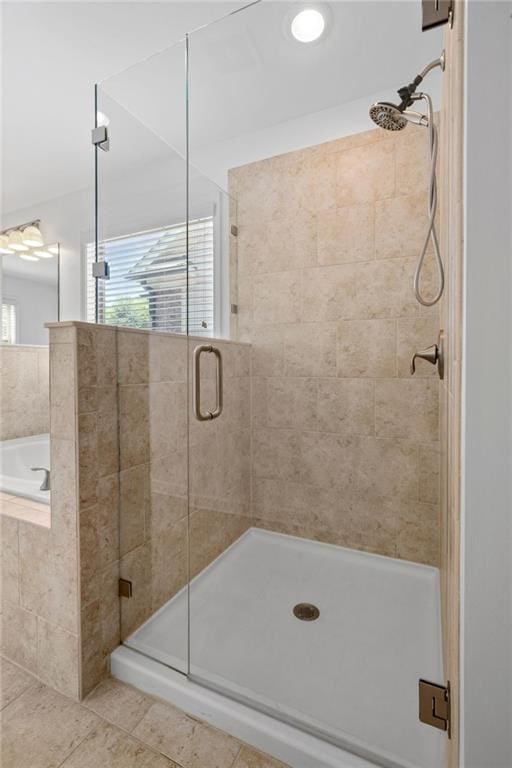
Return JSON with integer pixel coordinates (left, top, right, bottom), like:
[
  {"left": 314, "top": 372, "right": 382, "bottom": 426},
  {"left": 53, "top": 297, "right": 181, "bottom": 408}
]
[
  {"left": 1, "top": 321, "right": 252, "bottom": 698},
  {"left": 74, "top": 324, "right": 120, "bottom": 695},
  {"left": 1, "top": 326, "right": 80, "bottom": 698},
  {"left": 439, "top": 11, "right": 464, "bottom": 764},
  {"left": 0, "top": 345, "right": 49, "bottom": 440},
  {"left": 229, "top": 124, "right": 441, "bottom": 566}
]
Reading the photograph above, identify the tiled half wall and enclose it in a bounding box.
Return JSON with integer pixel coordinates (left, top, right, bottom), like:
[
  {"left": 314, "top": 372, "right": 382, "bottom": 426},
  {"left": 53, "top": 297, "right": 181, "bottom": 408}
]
[
  {"left": 229, "top": 123, "right": 441, "bottom": 566},
  {"left": 2, "top": 323, "right": 251, "bottom": 698}
]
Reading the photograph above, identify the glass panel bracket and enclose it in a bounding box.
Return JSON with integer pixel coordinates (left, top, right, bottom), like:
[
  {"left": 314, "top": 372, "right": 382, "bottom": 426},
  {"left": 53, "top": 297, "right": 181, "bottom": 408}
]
[
  {"left": 421, "top": 0, "right": 453, "bottom": 30},
  {"left": 419, "top": 679, "right": 451, "bottom": 737},
  {"left": 92, "top": 261, "right": 110, "bottom": 280},
  {"left": 91, "top": 125, "right": 110, "bottom": 152}
]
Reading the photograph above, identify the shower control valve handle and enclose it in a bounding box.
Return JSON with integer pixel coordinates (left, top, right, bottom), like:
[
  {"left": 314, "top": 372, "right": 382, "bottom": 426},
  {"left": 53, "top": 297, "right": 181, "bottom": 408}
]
[{"left": 410, "top": 332, "right": 444, "bottom": 379}]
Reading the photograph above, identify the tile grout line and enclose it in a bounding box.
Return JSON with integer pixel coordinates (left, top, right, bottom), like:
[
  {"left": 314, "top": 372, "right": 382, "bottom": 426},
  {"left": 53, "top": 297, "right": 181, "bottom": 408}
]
[
  {"left": 81, "top": 680, "right": 243, "bottom": 768},
  {"left": 0, "top": 680, "right": 38, "bottom": 713}
]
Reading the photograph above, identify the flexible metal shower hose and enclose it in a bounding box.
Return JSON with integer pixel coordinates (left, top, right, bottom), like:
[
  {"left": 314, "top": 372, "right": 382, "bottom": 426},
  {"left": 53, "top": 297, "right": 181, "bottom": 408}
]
[{"left": 413, "top": 92, "right": 445, "bottom": 306}]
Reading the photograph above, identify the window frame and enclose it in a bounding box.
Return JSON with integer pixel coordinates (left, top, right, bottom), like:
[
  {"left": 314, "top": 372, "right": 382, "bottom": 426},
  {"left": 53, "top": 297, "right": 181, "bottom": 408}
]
[
  {"left": 83, "top": 211, "right": 223, "bottom": 337},
  {"left": 1, "top": 296, "right": 20, "bottom": 345}
]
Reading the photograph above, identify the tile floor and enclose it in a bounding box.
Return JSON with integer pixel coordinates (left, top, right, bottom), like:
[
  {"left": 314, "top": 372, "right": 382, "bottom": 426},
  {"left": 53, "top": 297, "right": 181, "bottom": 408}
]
[{"left": 0, "top": 658, "right": 288, "bottom": 768}]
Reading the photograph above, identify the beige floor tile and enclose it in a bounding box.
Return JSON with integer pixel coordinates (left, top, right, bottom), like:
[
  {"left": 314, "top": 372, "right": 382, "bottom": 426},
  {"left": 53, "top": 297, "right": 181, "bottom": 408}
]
[
  {"left": 83, "top": 677, "right": 153, "bottom": 731},
  {"left": 234, "top": 745, "right": 289, "bottom": 768},
  {"left": 0, "top": 682, "right": 99, "bottom": 768},
  {"left": 60, "top": 721, "right": 179, "bottom": 768},
  {"left": 134, "top": 701, "right": 241, "bottom": 768},
  {"left": 0, "top": 658, "right": 34, "bottom": 710}
]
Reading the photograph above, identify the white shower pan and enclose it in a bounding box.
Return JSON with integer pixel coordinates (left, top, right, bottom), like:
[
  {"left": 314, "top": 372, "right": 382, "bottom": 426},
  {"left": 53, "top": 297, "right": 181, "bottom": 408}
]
[{"left": 112, "top": 529, "right": 444, "bottom": 768}]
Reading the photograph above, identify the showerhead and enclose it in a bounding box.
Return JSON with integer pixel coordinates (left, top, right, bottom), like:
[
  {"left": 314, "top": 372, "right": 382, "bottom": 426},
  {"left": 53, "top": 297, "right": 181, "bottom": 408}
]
[
  {"left": 369, "top": 102, "right": 408, "bottom": 131},
  {"left": 369, "top": 51, "right": 445, "bottom": 132}
]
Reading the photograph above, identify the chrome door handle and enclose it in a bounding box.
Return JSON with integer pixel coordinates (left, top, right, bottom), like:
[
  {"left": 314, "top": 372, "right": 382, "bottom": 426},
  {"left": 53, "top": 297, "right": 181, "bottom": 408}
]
[{"left": 193, "top": 344, "right": 223, "bottom": 421}]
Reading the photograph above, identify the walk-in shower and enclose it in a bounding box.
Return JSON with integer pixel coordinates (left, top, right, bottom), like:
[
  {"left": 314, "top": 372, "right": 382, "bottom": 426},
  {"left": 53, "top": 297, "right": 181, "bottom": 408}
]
[{"left": 92, "top": 3, "right": 449, "bottom": 766}]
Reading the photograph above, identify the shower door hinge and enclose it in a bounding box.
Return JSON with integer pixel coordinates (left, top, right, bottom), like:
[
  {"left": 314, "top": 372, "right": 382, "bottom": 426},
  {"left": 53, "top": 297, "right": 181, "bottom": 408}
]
[
  {"left": 91, "top": 125, "right": 110, "bottom": 152},
  {"left": 422, "top": 0, "right": 454, "bottom": 31},
  {"left": 419, "top": 679, "right": 451, "bottom": 737},
  {"left": 118, "top": 578, "right": 133, "bottom": 598},
  {"left": 92, "top": 260, "right": 110, "bottom": 280}
]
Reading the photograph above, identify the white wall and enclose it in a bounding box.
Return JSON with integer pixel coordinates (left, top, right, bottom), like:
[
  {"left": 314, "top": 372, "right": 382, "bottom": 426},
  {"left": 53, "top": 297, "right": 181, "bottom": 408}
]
[
  {"left": 1, "top": 77, "right": 443, "bottom": 325},
  {"left": 191, "top": 83, "right": 442, "bottom": 190},
  {"left": 462, "top": 3, "right": 512, "bottom": 766},
  {"left": 2, "top": 274, "right": 58, "bottom": 345}
]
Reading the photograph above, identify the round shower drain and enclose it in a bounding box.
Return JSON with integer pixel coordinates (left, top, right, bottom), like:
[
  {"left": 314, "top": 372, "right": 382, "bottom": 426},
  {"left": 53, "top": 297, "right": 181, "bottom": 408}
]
[{"left": 293, "top": 603, "right": 320, "bottom": 621}]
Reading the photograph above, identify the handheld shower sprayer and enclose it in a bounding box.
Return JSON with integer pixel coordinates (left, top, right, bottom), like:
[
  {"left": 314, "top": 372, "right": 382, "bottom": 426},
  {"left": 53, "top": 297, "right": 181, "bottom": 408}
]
[{"left": 369, "top": 52, "right": 445, "bottom": 307}]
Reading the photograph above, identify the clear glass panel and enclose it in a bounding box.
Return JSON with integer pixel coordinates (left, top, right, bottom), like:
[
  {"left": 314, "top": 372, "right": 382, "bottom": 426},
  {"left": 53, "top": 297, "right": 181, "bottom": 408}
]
[
  {"left": 186, "top": 4, "right": 444, "bottom": 768},
  {"left": 92, "top": 4, "right": 446, "bottom": 766},
  {"left": 95, "top": 41, "right": 190, "bottom": 673}
]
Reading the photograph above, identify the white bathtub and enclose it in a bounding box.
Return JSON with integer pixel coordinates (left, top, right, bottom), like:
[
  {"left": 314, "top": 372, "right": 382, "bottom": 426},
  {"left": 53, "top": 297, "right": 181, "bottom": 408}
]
[{"left": 0, "top": 433, "right": 50, "bottom": 504}]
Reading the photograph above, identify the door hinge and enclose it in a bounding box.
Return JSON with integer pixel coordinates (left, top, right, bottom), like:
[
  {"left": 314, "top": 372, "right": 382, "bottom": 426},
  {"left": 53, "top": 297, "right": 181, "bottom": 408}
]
[
  {"left": 91, "top": 125, "right": 110, "bottom": 152},
  {"left": 230, "top": 224, "right": 238, "bottom": 237},
  {"left": 118, "top": 578, "right": 133, "bottom": 598},
  {"left": 92, "top": 261, "right": 110, "bottom": 280},
  {"left": 422, "top": 0, "right": 454, "bottom": 31},
  {"left": 419, "top": 679, "right": 451, "bottom": 737}
]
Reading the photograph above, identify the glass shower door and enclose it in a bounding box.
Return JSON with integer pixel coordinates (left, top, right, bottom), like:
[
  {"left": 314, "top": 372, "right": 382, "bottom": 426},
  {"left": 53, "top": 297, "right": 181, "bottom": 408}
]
[
  {"left": 94, "top": 41, "right": 190, "bottom": 674},
  {"left": 185, "top": 5, "right": 445, "bottom": 768}
]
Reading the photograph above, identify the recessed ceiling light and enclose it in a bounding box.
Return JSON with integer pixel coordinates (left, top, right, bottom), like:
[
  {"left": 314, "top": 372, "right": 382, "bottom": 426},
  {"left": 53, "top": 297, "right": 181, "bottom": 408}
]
[
  {"left": 19, "top": 253, "right": 40, "bottom": 262},
  {"left": 291, "top": 8, "right": 326, "bottom": 43}
]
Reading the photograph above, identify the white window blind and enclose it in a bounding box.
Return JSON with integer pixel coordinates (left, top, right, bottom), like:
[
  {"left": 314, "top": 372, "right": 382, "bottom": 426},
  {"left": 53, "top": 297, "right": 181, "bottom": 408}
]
[
  {"left": 86, "top": 217, "right": 214, "bottom": 335},
  {"left": 2, "top": 301, "right": 17, "bottom": 344}
]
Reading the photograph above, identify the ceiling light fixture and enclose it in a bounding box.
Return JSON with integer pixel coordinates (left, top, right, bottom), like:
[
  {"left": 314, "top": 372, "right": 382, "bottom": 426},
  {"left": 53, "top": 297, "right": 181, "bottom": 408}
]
[
  {"left": 0, "top": 221, "right": 59, "bottom": 265},
  {"left": 8, "top": 230, "right": 29, "bottom": 252},
  {"left": 22, "top": 224, "right": 44, "bottom": 247},
  {"left": 33, "top": 249, "right": 54, "bottom": 259},
  {"left": 290, "top": 7, "right": 326, "bottom": 43},
  {"left": 0, "top": 234, "right": 14, "bottom": 254}
]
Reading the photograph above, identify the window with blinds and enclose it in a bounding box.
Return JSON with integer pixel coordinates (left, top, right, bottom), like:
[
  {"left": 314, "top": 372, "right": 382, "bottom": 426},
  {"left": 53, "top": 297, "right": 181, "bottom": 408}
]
[
  {"left": 86, "top": 217, "right": 214, "bottom": 336},
  {"left": 1, "top": 300, "right": 17, "bottom": 344}
]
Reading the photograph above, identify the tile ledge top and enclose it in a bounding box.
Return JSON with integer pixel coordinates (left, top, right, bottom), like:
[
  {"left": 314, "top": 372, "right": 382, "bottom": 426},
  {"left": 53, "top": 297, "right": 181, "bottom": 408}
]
[
  {"left": 45, "top": 321, "right": 252, "bottom": 347},
  {"left": 0, "top": 505, "right": 52, "bottom": 529}
]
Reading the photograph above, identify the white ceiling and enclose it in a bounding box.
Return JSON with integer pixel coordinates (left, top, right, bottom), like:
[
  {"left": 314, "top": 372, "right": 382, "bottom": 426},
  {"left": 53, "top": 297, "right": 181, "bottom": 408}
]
[
  {"left": 1, "top": 1, "right": 443, "bottom": 216},
  {"left": 1, "top": 1, "right": 244, "bottom": 215}
]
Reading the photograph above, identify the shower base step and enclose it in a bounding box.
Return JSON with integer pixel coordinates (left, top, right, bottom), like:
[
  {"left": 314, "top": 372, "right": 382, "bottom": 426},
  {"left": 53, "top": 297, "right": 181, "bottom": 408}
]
[{"left": 112, "top": 528, "right": 444, "bottom": 768}]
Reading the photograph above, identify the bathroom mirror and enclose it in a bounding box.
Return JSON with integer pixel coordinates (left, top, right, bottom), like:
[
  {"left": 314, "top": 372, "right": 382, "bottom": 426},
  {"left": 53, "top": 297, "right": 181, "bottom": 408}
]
[
  {"left": 0, "top": 244, "right": 58, "bottom": 513},
  {"left": 1, "top": 244, "right": 59, "bottom": 345}
]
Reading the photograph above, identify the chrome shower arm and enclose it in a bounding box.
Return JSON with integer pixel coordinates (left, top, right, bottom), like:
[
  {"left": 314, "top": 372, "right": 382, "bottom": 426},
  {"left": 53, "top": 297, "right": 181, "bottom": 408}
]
[
  {"left": 397, "top": 50, "right": 445, "bottom": 111},
  {"left": 419, "top": 51, "right": 445, "bottom": 80}
]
